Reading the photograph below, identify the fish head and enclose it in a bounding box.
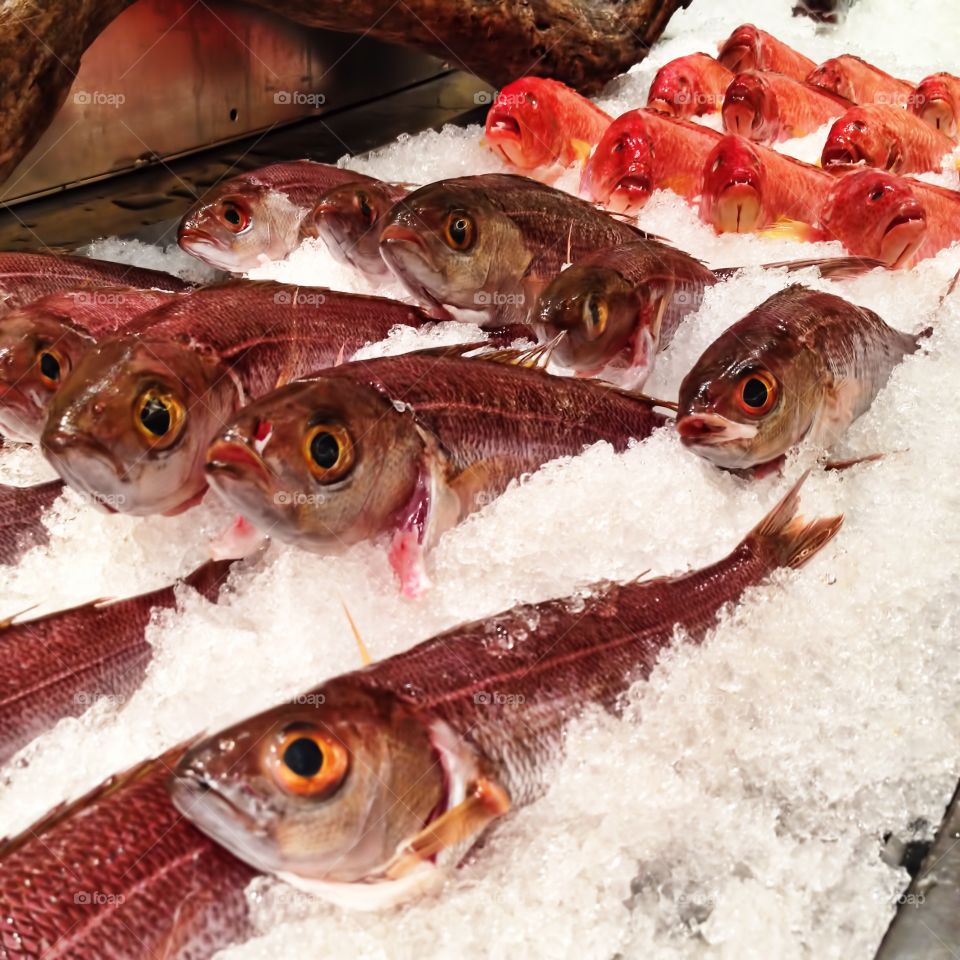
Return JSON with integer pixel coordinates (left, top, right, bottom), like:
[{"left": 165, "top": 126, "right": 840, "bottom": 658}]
[
  {"left": 0, "top": 305, "right": 96, "bottom": 443},
  {"left": 169, "top": 684, "right": 446, "bottom": 883},
  {"left": 806, "top": 58, "right": 854, "bottom": 101},
  {"left": 820, "top": 168, "right": 926, "bottom": 268},
  {"left": 700, "top": 135, "right": 765, "bottom": 233},
  {"left": 178, "top": 181, "right": 301, "bottom": 272},
  {"left": 379, "top": 182, "right": 529, "bottom": 319},
  {"left": 205, "top": 375, "right": 424, "bottom": 548},
  {"left": 304, "top": 181, "right": 402, "bottom": 276},
  {"left": 580, "top": 112, "right": 653, "bottom": 213},
  {"left": 821, "top": 109, "right": 897, "bottom": 171},
  {"left": 722, "top": 73, "right": 778, "bottom": 140},
  {"left": 912, "top": 74, "right": 959, "bottom": 138},
  {"left": 484, "top": 81, "right": 561, "bottom": 170},
  {"left": 41, "top": 337, "right": 235, "bottom": 514},
  {"left": 647, "top": 59, "right": 707, "bottom": 118},
  {"left": 717, "top": 24, "right": 762, "bottom": 72},
  {"left": 535, "top": 264, "right": 644, "bottom": 375}
]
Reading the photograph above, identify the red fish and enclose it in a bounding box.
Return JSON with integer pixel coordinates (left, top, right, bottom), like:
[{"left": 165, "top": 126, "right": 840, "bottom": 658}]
[
  {"left": 700, "top": 134, "right": 832, "bottom": 235},
  {"left": 806, "top": 54, "right": 915, "bottom": 107},
  {"left": 722, "top": 71, "right": 853, "bottom": 143},
  {"left": 484, "top": 78, "right": 612, "bottom": 174},
  {"left": 821, "top": 103, "right": 955, "bottom": 174},
  {"left": 910, "top": 72, "right": 960, "bottom": 140},
  {"left": 0, "top": 479, "right": 63, "bottom": 566},
  {"left": 646, "top": 53, "right": 734, "bottom": 118},
  {"left": 581, "top": 108, "right": 723, "bottom": 213},
  {"left": 717, "top": 24, "right": 816, "bottom": 80}
]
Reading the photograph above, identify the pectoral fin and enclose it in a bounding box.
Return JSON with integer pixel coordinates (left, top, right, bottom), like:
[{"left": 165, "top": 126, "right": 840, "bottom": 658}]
[
  {"left": 570, "top": 138, "right": 593, "bottom": 166},
  {"left": 759, "top": 218, "right": 824, "bottom": 243}
]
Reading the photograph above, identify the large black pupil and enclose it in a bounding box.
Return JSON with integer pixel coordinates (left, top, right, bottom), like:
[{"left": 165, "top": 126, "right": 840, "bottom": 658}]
[
  {"left": 357, "top": 194, "right": 373, "bottom": 224},
  {"left": 39, "top": 352, "right": 60, "bottom": 381},
  {"left": 588, "top": 297, "right": 602, "bottom": 327},
  {"left": 742, "top": 377, "right": 769, "bottom": 409},
  {"left": 140, "top": 397, "right": 171, "bottom": 436},
  {"left": 224, "top": 206, "right": 241, "bottom": 226},
  {"left": 310, "top": 431, "right": 340, "bottom": 469},
  {"left": 283, "top": 737, "right": 323, "bottom": 778},
  {"left": 450, "top": 219, "right": 467, "bottom": 244}
]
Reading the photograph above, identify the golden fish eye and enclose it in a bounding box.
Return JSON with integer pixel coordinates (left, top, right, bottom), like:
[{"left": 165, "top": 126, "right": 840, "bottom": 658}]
[
  {"left": 302, "top": 423, "right": 355, "bottom": 482},
  {"left": 443, "top": 210, "right": 476, "bottom": 252},
  {"left": 134, "top": 387, "right": 185, "bottom": 447},
  {"left": 36, "top": 348, "right": 66, "bottom": 389},
  {"left": 582, "top": 294, "right": 608, "bottom": 338},
  {"left": 268, "top": 726, "right": 350, "bottom": 798},
  {"left": 736, "top": 370, "right": 778, "bottom": 416}
]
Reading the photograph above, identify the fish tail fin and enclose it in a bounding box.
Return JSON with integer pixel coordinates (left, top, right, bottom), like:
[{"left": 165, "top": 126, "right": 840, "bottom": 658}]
[{"left": 749, "top": 470, "right": 843, "bottom": 570}]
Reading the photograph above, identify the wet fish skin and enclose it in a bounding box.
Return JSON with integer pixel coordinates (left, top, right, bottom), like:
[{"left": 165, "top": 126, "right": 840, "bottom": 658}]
[
  {"left": 676, "top": 284, "right": 921, "bottom": 470},
  {"left": 177, "top": 161, "right": 378, "bottom": 273},
  {"left": 0, "top": 752, "right": 255, "bottom": 959},
  {"left": 41, "top": 282, "right": 431, "bottom": 516},
  {"left": 821, "top": 103, "right": 955, "bottom": 174},
  {"left": 0, "top": 479, "right": 63, "bottom": 566},
  {"left": 646, "top": 53, "right": 734, "bottom": 119},
  {"left": 910, "top": 72, "right": 960, "bottom": 139},
  {"left": 717, "top": 24, "right": 816, "bottom": 80},
  {"left": 807, "top": 54, "right": 915, "bottom": 107},
  {"left": 171, "top": 476, "right": 840, "bottom": 903}
]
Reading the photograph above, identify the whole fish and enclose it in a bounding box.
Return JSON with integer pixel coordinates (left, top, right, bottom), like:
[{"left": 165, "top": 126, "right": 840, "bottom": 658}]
[
  {"left": 0, "top": 752, "right": 255, "bottom": 958},
  {"left": 301, "top": 180, "right": 410, "bottom": 278},
  {"left": 41, "top": 283, "right": 432, "bottom": 516},
  {"left": 0, "top": 479, "right": 63, "bottom": 566},
  {"left": 722, "top": 71, "right": 852, "bottom": 143},
  {"left": 171, "top": 475, "right": 841, "bottom": 909},
  {"left": 821, "top": 103, "right": 954, "bottom": 174},
  {"left": 910, "top": 72, "right": 960, "bottom": 139},
  {"left": 205, "top": 351, "right": 666, "bottom": 595},
  {"left": 0, "top": 560, "right": 232, "bottom": 766},
  {"left": 0, "top": 251, "right": 187, "bottom": 317},
  {"left": 819, "top": 168, "right": 960, "bottom": 268},
  {"left": 0, "top": 286, "right": 175, "bottom": 443},
  {"left": 581, "top": 108, "right": 723, "bottom": 213},
  {"left": 178, "top": 161, "right": 378, "bottom": 272},
  {"left": 676, "top": 285, "right": 921, "bottom": 470},
  {"left": 717, "top": 24, "right": 816, "bottom": 81},
  {"left": 700, "top": 134, "right": 832, "bottom": 235},
  {"left": 483, "top": 78, "right": 612, "bottom": 174},
  {"left": 806, "top": 54, "right": 915, "bottom": 107},
  {"left": 645, "top": 53, "right": 734, "bottom": 118},
  {"left": 378, "top": 174, "right": 650, "bottom": 326}
]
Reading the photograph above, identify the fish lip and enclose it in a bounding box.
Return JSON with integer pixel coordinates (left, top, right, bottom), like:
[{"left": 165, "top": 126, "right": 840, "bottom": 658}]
[
  {"left": 0, "top": 381, "right": 35, "bottom": 416},
  {"left": 205, "top": 437, "right": 274, "bottom": 492},
  {"left": 881, "top": 208, "right": 927, "bottom": 268},
  {"left": 172, "top": 766, "right": 269, "bottom": 839},
  {"left": 178, "top": 226, "right": 221, "bottom": 248},
  {"left": 712, "top": 182, "right": 761, "bottom": 233},
  {"left": 486, "top": 112, "right": 522, "bottom": 141},
  {"left": 676, "top": 412, "right": 757, "bottom": 447},
  {"left": 646, "top": 97, "right": 678, "bottom": 117},
  {"left": 41, "top": 429, "right": 129, "bottom": 494},
  {"left": 379, "top": 224, "right": 435, "bottom": 265},
  {"left": 822, "top": 142, "right": 861, "bottom": 167}
]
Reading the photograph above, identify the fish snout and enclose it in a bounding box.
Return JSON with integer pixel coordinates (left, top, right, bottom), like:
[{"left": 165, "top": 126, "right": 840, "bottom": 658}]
[
  {"left": 205, "top": 437, "right": 274, "bottom": 491},
  {"left": 915, "top": 98, "right": 957, "bottom": 137},
  {"left": 821, "top": 139, "right": 861, "bottom": 168},
  {"left": 711, "top": 181, "right": 762, "bottom": 234},
  {"left": 676, "top": 413, "right": 730, "bottom": 442},
  {"left": 647, "top": 97, "right": 679, "bottom": 117}
]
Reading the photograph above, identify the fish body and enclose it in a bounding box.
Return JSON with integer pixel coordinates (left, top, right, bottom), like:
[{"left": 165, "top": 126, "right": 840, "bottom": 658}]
[
  {"left": 178, "top": 161, "right": 378, "bottom": 272},
  {"left": 806, "top": 54, "right": 915, "bottom": 107},
  {"left": 0, "top": 479, "right": 63, "bottom": 566},
  {"left": 0, "top": 753, "right": 255, "bottom": 958},
  {"left": 717, "top": 24, "right": 816, "bottom": 80},
  {"left": 378, "top": 174, "right": 647, "bottom": 326},
  {"left": 821, "top": 103, "right": 954, "bottom": 174},
  {"left": 303, "top": 180, "right": 410, "bottom": 277},
  {"left": 722, "top": 71, "right": 852, "bottom": 143},
  {"left": 41, "top": 282, "right": 431, "bottom": 516},
  {"left": 0, "top": 287, "right": 175, "bottom": 443},
  {"left": 646, "top": 53, "right": 734, "bottom": 118},
  {"left": 910, "top": 72, "right": 960, "bottom": 139},
  {"left": 677, "top": 285, "right": 920, "bottom": 470},
  {"left": 700, "top": 134, "right": 832, "bottom": 234},
  {"left": 483, "top": 78, "right": 612, "bottom": 174},
  {"left": 206, "top": 351, "right": 666, "bottom": 594},
  {"left": 581, "top": 108, "right": 723, "bottom": 213},
  {"left": 171, "top": 476, "right": 840, "bottom": 907}
]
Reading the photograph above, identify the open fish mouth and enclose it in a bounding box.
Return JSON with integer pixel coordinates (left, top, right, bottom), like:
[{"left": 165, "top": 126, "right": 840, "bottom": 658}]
[
  {"left": 724, "top": 101, "right": 761, "bottom": 137},
  {"left": 713, "top": 182, "right": 762, "bottom": 233},
  {"left": 821, "top": 142, "right": 861, "bottom": 167},
  {"left": 486, "top": 113, "right": 522, "bottom": 141},
  {"left": 611, "top": 175, "right": 653, "bottom": 210},
  {"left": 880, "top": 209, "right": 926, "bottom": 269},
  {"left": 646, "top": 97, "right": 678, "bottom": 116},
  {"left": 206, "top": 438, "right": 274, "bottom": 492},
  {"left": 379, "top": 224, "right": 437, "bottom": 271},
  {"left": 916, "top": 98, "right": 956, "bottom": 136}
]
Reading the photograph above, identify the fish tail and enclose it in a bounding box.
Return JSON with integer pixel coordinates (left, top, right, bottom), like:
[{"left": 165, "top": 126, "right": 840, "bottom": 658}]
[{"left": 749, "top": 471, "right": 843, "bottom": 570}]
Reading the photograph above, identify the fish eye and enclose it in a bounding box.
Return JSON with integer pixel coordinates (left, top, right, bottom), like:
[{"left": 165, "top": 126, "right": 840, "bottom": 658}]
[
  {"left": 868, "top": 186, "right": 885, "bottom": 202},
  {"left": 134, "top": 387, "right": 185, "bottom": 447},
  {"left": 268, "top": 725, "right": 350, "bottom": 798},
  {"left": 354, "top": 191, "right": 375, "bottom": 226},
  {"left": 850, "top": 120, "right": 867, "bottom": 133},
  {"left": 303, "top": 422, "right": 355, "bottom": 482},
  {"left": 735, "top": 370, "right": 778, "bottom": 416},
  {"left": 36, "top": 348, "right": 66, "bottom": 389},
  {"left": 525, "top": 93, "right": 538, "bottom": 108},
  {"left": 711, "top": 156, "right": 723, "bottom": 173},
  {"left": 219, "top": 200, "right": 251, "bottom": 234},
  {"left": 581, "top": 293, "right": 609, "bottom": 338},
  {"left": 443, "top": 210, "right": 476, "bottom": 252}
]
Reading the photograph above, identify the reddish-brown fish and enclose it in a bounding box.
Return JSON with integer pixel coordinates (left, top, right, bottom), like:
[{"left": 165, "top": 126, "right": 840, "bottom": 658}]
[
  {"left": 171, "top": 475, "right": 840, "bottom": 908},
  {"left": 806, "top": 54, "right": 915, "bottom": 107},
  {"left": 0, "top": 479, "right": 63, "bottom": 566},
  {"left": 0, "top": 752, "right": 255, "bottom": 958},
  {"left": 910, "top": 72, "right": 960, "bottom": 139},
  {"left": 718, "top": 24, "right": 816, "bottom": 80},
  {"left": 646, "top": 53, "right": 734, "bottom": 118}
]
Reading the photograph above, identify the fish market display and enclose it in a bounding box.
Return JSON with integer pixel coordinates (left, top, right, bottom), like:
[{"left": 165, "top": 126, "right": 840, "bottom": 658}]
[
  {"left": 205, "top": 351, "right": 665, "bottom": 594},
  {"left": 41, "top": 283, "right": 432, "bottom": 516},
  {"left": 178, "top": 161, "right": 378, "bottom": 272},
  {"left": 806, "top": 53, "right": 915, "bottom": 106},
  {"left": 645, "top": 53, "right": 734, "bottom": 118},
  {"left": 483, "top": 78, "right": 612, "bottom": 175},
  {"left": 911, "top": 71, "right": 960, "bottom": 139},
  {"left": 676, "top": 285, "right": 921, "bottom": 469},
  {"left": 0, "top": 479, "right": 63, "bottom": 565},
  {"left": 171, "top": 476, "right": 841, "bottom": 907},
  {"left": 717, "top": 24, "right": 816, "bottom": 79}
]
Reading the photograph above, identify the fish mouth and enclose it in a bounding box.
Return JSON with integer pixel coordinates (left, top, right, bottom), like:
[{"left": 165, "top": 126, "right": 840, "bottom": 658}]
[
  {"left": 720, "top": 43, "right": 754, "bottom": 73},
  {"left": 379, "top": 224, "right": 436, "bottom": 268},
  {"left": 712, "top": 182, "right": 761, "bottom": 233},
  {"left": 178, "top": 226, "right": 221, "bottom": 249},
  {"left": 676, "top": 412, "right": 759, "bottom": 447},
  {"left": 608, "top": 176, "right": 652, "bottom": 213},
  {"left": 821, "top": 142, "right": 861, "bottom": 168},
  {"left": 206, "top": 438, "right": 274, "bottom": 492},
  {"left": 647, "top": 97, "right": 678, "bottom": 117},
  {"left": 723, "top": 101, "right": 761, "bottom": 138},
  {"left": 41, "top": 429, "right": 128, "bottom": 507},
  {"left": 881, "top": 209, "right": 927, "bottom": 269},
  {"left": 171, "top": 765, "right": 270, "bottom": 839},
  {"left": 916, "top": 99, "right": 957, "bottom": 137},
  {"left": 486, "top": 112, "right": 522, "bottom": 142}
]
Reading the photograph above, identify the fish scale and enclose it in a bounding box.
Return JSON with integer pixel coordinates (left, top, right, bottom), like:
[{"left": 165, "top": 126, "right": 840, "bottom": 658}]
[{"left": 0, "top": 480, "right": 63, "bottom": 566}]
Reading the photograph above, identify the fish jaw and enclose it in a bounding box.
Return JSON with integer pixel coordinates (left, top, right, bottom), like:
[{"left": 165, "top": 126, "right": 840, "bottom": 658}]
[
  {"left": 378, "top": 224, "right": 454, "bottom": 319},
  {"left": 0, "top": 383, "right": 43, "bottom": 443},
  {"left": 177, "top": 227, "right": 254, "bottom": 273},
  {"left": 916, "top": 98, "right": 957, "bottom": 138},
  {"left": 676, "top": 412, "right": 760, "bottom": 469},
  {"left": 711, "top": 182, "right": 763, "bottom": 233},
  {"left": 41, "top": 429, "right": 131, "bottom": 512},
  {"left": 880, "top": 208, "right": 927, "bottom": 268},
  {"left": 607, "top": 175, "right": 653, "bottom": 214},
  {"left": 485, "top": 114, "right": 531, "bottom": 169}
]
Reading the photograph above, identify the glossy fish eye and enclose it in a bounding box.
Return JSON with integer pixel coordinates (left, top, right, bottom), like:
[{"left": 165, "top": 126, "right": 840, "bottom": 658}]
[
  {"left": 354, "top": 191, "right": 375, "bottom": 225},
  {"left": 735, "top": 370, "right": 778, "bottom": 416},
  {"left": 443, "top": 211, "right": 476, "bottom": 252},
  {"left": 711, "top": 156, "right": 723, "bottom": 173},
  {"left": 36, "top": 348, "right": 66, "bottom": 389},
  {"left": 134, "top": 387, "right": 185, "bottom": 446},
  {"left": 269, "top": 726, "right": 349, "bottom": 798},
  {"left": 581, "top": 294, "right": 608, "bottom": 338},
  {"left": 219, "top": 200, "right": 251, "bottom": 234},
  {"left": 303, "top": 422, "right": 355, "bottom": 482},
  {"left": 850, "top": 119, "right": 867, "bottom": 133},
  {"left": 868, "top": 186, "right": 885, "bottom": 202}
]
